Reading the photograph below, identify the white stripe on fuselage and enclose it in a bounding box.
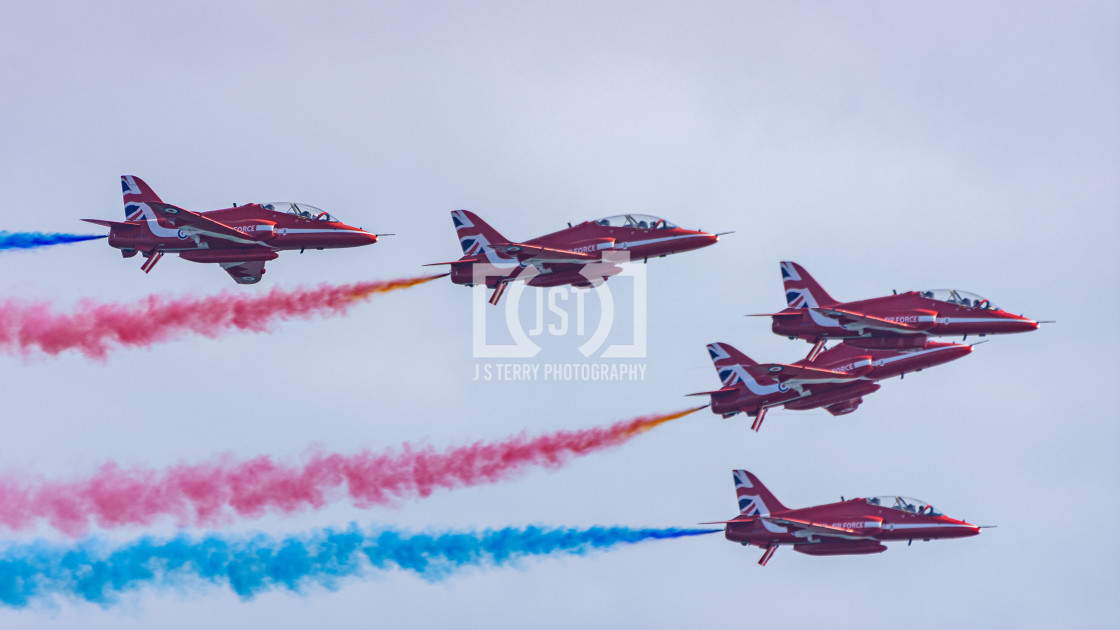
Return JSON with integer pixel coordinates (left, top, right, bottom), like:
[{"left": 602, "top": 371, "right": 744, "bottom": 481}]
[
  {"left": 131, "top": 203, "right": 184, "bottom": 239},
  {"left": 614, "top": 233, "right": 700, "bottom": 249},
  {"left": 281, "top": 228, "right": 373, "bottom": 235},
  {"left": 867, "top": 345, "right": 958, "bottom": 369},
  {"left": 723, "top": 365, "right": 784, "bottom": 396},
  {"left": 883, "top": 522, "right": 973, "bottom": 531},
  {"left": 808, "top": 308, "right": 845, "bottom": 329},
  {"left": 137, "top": 204, "right": 370, "bottom": 243},
  {"left": 937, "top": 317, "right": 1020, "bottom": 324},
  {"left": 462, "top": 234, "right": 520, "bottom": 268}
]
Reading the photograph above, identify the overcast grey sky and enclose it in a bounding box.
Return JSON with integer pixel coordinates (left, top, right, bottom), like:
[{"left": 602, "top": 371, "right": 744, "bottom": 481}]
[{"left": 1, "top": 1, "right": 1117, "bottom": 628}]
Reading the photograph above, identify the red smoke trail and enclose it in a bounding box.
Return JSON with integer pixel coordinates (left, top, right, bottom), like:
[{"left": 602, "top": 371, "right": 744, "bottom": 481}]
[
  {"left": 0, "top": 408, "right": 702, "bottom": 536},
  {"left": 0, "top": 274, "right": 445, "bottom": 359}
]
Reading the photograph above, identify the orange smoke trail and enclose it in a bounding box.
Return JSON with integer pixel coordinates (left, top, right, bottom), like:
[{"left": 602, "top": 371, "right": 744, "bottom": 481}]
[
  {"left": 0, "top": 274, "right": 446, "bottom": 359},
  {"left": 615, "top": 406, "right": 707, "bottom": 438},
  {"left": 348, "top": 273, "right": 449, "bottom": 300}
]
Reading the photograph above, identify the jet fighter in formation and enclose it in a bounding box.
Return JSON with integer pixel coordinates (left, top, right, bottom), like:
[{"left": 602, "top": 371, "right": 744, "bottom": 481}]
[
  {"left": 706, "top": 470, "right": 983, "bottom": 566},
  {"left": 69, "top": 183, "right": 1026, "bottom": 568},
  {"left": 762, "top": 261, "right": 1039, "bottom": 360},
  {"left": 84, "top": 176, "right": 380, "bottom": 284},
  {"left": 693, "top": 339, "right": 971, "bottom": 431},
  {"left": 696, "top": 260, "right": 1039, "bottom": 430},
  {"left": 431, "top": 210, "right": 722, "bottom": 304}
]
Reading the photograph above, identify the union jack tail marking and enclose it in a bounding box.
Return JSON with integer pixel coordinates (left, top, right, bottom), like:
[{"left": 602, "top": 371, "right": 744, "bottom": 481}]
[
  {"left": 732, "top": 469, "right": 788, "bottom": 515},
  {"left": 121, "top": 175, "right": 164, "bottom": 220},
  {"left": 451, "top": 209, "right": 515, "bottom": 263},
  {"left": 781, "top": 261, "right": 837, "bottom": 308}
]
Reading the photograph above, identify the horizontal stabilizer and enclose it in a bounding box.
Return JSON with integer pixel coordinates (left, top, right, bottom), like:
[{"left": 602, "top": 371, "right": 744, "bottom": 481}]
[
  {"left": 686, "top": 387, "right": 739, "bottom": 397},
  {"left": 699, "top": 517, "right": 754, "bottom": 525},
  {"left": 746, "top": 312, "right": 801, "bottom": 317},
  {"left": 82, "top": 219, "right": 140, "bottom": 229}
]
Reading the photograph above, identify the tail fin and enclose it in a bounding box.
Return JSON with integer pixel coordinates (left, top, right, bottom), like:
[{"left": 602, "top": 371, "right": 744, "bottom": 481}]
[
  {"left": 451, "top": 210, "right": 510, "bottom": 257},
  {"left": 121, "top": 175, "right": 164, "bottom": 220},
  {"left": 707, "top": 342, "right": 758, "bottom": 387},
  {"left": 780, "top": 261, "right": 837, "bottom": 308},
  {"left": 732, "top": 470, "right": 788, "bottom": 516}
]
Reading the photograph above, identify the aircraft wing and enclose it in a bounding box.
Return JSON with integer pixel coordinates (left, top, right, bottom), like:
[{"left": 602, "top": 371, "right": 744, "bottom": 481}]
[
  {"left": 149, "top": 203, "right": 263, "bottom": 245},
  {"left": 761, "top": 516, "right": 858, "bottom": 537},
  {"left": 492, "top": 242, "right": 598, "bottom": 264},
  {"left": 745, "top": 363, "right": 861, "bottom": 384},
  {"left": 219, "top": 260, "right": 267, "bottom": 284},
  {"left": 811, "top": 307, "right": 923, "bottom": 332}
]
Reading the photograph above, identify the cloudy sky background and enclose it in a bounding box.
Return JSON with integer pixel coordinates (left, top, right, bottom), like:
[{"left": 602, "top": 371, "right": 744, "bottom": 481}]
[{"left": 1, "top": 1, "right": 1116, "bottom": 627}]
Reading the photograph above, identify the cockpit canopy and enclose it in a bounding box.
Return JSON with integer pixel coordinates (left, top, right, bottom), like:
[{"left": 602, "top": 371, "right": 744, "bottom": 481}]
[
  {"left": 864, "top": 496, "right": 941, "bottom": 516},
  {"left": 918, "top": 289, "right": 998, "bottom": 310},
  {"left": 264, "top": 202, "right": 339, "bottom": 222},
  {"left": 594, "top": 214, "right": 678, "bottom": 230}
]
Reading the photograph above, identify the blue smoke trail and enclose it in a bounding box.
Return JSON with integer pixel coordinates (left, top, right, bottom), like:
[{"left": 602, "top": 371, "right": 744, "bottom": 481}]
[
  {"left": 0, "top": 231, "right": 106, "bottom": 252},
  {"left": 0, "top": 525, "right": 717, "bottom": 607}
]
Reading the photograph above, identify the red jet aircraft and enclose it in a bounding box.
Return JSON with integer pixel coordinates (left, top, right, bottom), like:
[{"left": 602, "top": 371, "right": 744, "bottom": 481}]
[
  {"left": 692, "top": 339, "right": 971, "bottom": 431},
  {"left": 760, "top": 261, "right": 1039, "bottom": 359},
  {"left": 706, "top": 470, "right": 984, "bottom": 566},
  {"left": 83, "top": 176, "right": 380, "bottom": 284},
  {"left": 430, "top": 210, "right": 722, "bottom": 304}
]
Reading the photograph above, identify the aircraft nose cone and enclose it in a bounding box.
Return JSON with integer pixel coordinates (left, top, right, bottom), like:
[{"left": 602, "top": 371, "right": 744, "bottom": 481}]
[
  {"left": 997, "top": 311, "right": 1039, "bottom": 333},
  {"left": 960, "top": 522, "right": 982, "bottom": 537},
  {"left": 347, "top": 229, "right": 379, "bottom": 246},
  {"left": 939, "top": 517, "right": 982, "bottom": 537},
  {"left": 923, "top": 343, "right": 972, "bottom": 367},
  {"left": 936, "top": 343, "right": 972, "bottom": 360},
  {"left": 695, "top": 232, "right": 720, "bottom": 247}
]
